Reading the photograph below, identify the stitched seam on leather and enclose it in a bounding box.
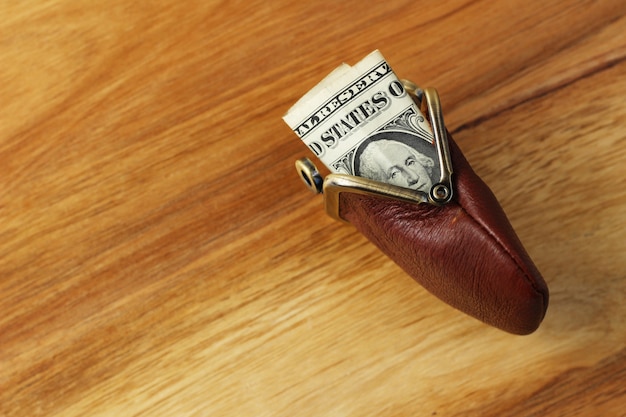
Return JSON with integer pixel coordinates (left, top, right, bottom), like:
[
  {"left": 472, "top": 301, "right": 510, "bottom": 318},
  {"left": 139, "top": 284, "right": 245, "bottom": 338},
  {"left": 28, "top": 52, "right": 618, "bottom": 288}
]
[{"left": 458, "top": 204, "right": 546, "bottom": 309}]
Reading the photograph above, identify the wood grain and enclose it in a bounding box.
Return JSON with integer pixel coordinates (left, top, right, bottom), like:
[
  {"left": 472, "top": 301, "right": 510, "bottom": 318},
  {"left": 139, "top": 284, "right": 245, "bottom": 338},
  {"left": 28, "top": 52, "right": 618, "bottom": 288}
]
[{"left": 1, "top": 0, "right": 625, "bottom": 415}]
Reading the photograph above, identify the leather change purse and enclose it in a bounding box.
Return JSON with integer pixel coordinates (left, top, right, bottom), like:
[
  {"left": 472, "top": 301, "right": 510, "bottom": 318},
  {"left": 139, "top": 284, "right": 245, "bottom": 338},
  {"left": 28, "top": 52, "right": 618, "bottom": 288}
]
[{"left": 294, "top": 83, "right": 549, "bottom": 335}]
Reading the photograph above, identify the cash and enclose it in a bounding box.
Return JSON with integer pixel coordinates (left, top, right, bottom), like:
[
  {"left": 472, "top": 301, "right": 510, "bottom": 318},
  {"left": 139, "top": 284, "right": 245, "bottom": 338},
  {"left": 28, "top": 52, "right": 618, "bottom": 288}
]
[{"left": 283, "top": 50, "right": 440, "bottom": 194}]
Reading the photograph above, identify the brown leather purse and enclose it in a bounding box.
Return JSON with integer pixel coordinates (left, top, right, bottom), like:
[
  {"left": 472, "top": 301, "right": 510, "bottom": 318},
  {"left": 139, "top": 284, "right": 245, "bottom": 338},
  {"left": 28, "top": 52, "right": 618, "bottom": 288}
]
[{"left": 296, "top": 86, "right": 549, "bottom": 335}]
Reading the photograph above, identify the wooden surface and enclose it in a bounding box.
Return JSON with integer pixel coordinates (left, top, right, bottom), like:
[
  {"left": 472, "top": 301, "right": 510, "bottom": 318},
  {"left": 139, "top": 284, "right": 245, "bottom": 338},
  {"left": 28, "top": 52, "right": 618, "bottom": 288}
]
[{"left": 1, "top": 1, "right": 625, "bottom": 415}]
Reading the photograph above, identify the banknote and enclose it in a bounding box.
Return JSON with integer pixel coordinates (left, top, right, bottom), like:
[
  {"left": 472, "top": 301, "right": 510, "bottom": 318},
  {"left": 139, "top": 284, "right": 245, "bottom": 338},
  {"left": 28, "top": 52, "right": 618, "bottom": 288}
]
[{"left": 283, "top": 50, "right": 440, "bottom": 194}]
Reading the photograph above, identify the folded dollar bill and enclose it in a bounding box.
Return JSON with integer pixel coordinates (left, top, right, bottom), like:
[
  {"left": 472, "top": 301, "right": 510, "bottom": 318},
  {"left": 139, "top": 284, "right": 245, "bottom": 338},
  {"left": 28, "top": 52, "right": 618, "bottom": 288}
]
[{"left": 283, "top": 50, "right": 440, "bottom": 194}]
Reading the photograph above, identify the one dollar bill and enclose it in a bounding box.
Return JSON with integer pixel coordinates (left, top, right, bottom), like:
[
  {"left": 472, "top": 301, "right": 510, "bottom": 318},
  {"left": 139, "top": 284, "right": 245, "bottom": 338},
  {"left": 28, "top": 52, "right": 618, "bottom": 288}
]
[{"left": 283, "top": 50, "right": 440, "bottom": 194}]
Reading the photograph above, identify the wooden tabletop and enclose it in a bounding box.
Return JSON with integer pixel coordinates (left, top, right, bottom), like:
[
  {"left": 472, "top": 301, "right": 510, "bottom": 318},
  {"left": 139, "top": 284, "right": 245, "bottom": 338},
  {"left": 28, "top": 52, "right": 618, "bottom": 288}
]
[{"left": 1, "top": 1, "right": 625, "bottom": 416}]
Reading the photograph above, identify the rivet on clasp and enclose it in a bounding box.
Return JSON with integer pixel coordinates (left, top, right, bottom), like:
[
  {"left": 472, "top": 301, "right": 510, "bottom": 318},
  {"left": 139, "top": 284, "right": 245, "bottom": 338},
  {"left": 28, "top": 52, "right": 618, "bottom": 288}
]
[{"left": 295, "top": 158, "right": 323, "bottom": 194}]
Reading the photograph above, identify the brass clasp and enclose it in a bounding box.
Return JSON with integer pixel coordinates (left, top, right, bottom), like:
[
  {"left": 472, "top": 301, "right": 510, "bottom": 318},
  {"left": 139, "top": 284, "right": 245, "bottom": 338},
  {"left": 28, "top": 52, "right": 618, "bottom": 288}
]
[{"left": 295, "top": 84, "right": 454, "bottom": 223}]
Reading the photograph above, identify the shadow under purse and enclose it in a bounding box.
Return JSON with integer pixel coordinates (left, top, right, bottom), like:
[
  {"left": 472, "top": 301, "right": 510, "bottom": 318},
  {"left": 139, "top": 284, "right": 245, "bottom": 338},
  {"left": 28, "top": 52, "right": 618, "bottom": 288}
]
[{"left": 296, "top": 85, "right": 549, "bottom": 335}]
